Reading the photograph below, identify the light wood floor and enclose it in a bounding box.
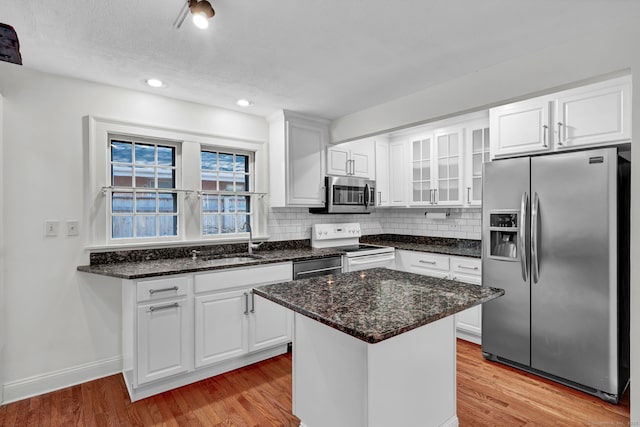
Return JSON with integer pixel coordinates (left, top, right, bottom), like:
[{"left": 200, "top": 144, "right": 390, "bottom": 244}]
[{"left": 0, "top": 339, "right": 630, "bottom": 426}]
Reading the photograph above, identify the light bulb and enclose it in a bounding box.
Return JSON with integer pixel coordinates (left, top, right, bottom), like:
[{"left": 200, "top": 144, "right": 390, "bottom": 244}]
[
  {"left": 236, "top": 99, "right": 253, "bottom": 107},
  {"left": 146, "top": 78, "right": 164, "bottom": 88},
  {"left": 192, "top": 12, "right": 209, "bottom": 29}
]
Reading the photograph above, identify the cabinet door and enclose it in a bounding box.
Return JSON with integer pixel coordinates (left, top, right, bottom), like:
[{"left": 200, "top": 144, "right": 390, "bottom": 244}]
[
  {"left": 349, "top": 141, "right": 375, "bottom": 179},
  {"left": 194, "top": 290, "right": 248, "bottom": 368},
  {"left": 389, "top": 141, "right": 407, "bottom": 206},
  {"left": 327, "top": 146, "right": 350, "bottom": 176},
  {"left": 490, "top": 96, "right": 552, "bottom": 159},
  {"left": 394, "top": 250, "right": 450, "bottom": 278},
  {"left": 434, "top": 129, "right": 463, "bottom": 205},
  {"left": 136, "top": 298, "right": 189, "bottom": 385},
  {"left": 465, "top": 126, "right": 490, "bottom": 206},
  {"left": 410, "top": 135, "right": 434, "bottom": 205},
  {"left": 287, "top": 119, "right": 327, "bottom": 206},
  {"left": 555, "top": 78, "right": 631, "bottom": 149},
  {"left": 249, "top": 293, "right": 292, "bottom": 352},
  {"left": 452, "top": 273, "right": 482, "bottom": 341},
  {"left": 375, "top": 141, "right": 390, "bottom": 206}
]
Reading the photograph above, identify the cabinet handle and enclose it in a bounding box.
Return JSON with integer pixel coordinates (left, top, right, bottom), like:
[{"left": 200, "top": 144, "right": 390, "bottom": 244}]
[
  {"left": 542, "top": 125, "right": 548, "bottom": 148},
  {"left": 321, "top": 185, "right": 326, "bottom": 203},
  {"left": 434, "top": 189, "right": 438, "bottom": 204},
  {"left": 466, "top": 187, "right": 471, "bottom": 204},
  {"left": 429, "top": 189, "right": 434, "bottom": 204},
  {"left": 148, "top": 302, "right": 179, "bottom": 313},
  {"left": 243, "top": 292, "right": 249, "bottom": 315},
  {"left": 351, "top": 159, "right": 355, "bottom": 175},
  {"left": 557, "top": 122, "right": 564, "bottom": 145},
  {"left": 149, "top": 286, "right": 179, "bottom": 295},
  {"left": 250, "top": 291, "right": 255, "bottom": 313},
  {"left": 378, "top": 191, "right": 381, "bottom": 206},
  {"left": 419, "top": 260, "right": 437, "bottom": 265},
  {"left": 458, "top": 264, "right": 479, "bottom": 270}
]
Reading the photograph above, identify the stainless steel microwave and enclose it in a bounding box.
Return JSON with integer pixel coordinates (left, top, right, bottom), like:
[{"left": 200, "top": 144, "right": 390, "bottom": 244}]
[{"left": 309, "top": 176, "right": 376, "bottom": 214}]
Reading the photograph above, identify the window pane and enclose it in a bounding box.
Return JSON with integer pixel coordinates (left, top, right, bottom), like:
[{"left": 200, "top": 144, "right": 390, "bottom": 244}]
[
  {"left": 235, "top": 155, "right": 248, "bottom": 173},
  {"left": 112, "top": 216, "right": 133, "bottom": 239},
  {"left": 421, "top": 161, "right": 430, "bottom": 181},
  {"left": 221, "top": 195, "right": 236, "bottom": 213},
  {"left": 421, "top": 182, "right": 431, "bottom": 202},
  {"left": 219, "top": 172, "right": 234, "bottom": 191},
  {"left": 412, "top": 140, "right": 421, "bottom": 160},
  {"left": 439, "top": 180, "right": 448, "bottom": 199},
  {"left": 135, "top": 143, "right": 155, "bottom": 165},
  {"left": 449, "top": 179, "right": 459, "bottom": 201},
  {"left": 201, "top": 151, "right": 218, "bottom": 171},
  {"left": 136, "top": 193, "right": 156, "bottom": 213},
  {"left": 421, "top": 139, "right": 430, "bottom": 160},
  {"left": 112, "top": 192, "right": 133, "bottom": 213},
  {"left": 158, "top": 193, "right": 177, "bottom": 213},
  {"left": 473, "top": 153, "right": 483, "bottom": 176},
  {"left": 221, "top": 215, "right": 236, "bottom": 233},
  {"left": 472, "top": 129, "right": 482, "bottom": 152},
  {"left": 438, "top": 136, "right": 448, "bottom": 157},
  {"left": 202, "top": 195, "right": 219, "bottom": 213},
  {"left": 412, "top": 162, "right": 421, "bottom": 181},
  {"left": 157, "top": 146, "right": 175, "bottom": 166},
  {"left": 136, "top": 216, "right": 156, "bottom": 237},
  {"left": 484, "top": 128, "right": 490, "bottom": 150},
  {"left": 111, "top": 140, "right": 132, "bottom": 163},
  {"left": 159, "top": 215, "right": 178, "bottom": 237},
  {"left": 203, "top": 215, "right": 219, "bottom": 235},
  {"left": 112, "top": 165, "right": 132, "bottom": 187},
  {"left": 219, "top": 153, "right": 234, "bottom": 171},
  {"left": 236, "top": 196, "right": 249, "bottom": 213},
  {"left": 413, "top": 182, "right": 421, "bottom": 202},
  {"left": 201, "top": 171, "right": 218, "bottom": 190},
  {"left": 450, "top": 156, "right": 459, "bottom": 178},
  {"left": 438, "top": 159, "right": 447, "bottom": 178},
  {"left": 157, "top": 168, "right": 175, "bottom": 189},
  {"left": 449, "top": 134, "right": 458, "bottom": 155},
  {"left": 233, "top": 174, "right": 247, "bottom": 191},
  {"left": 473, "top": 177, "right": 482, "bottom": 200},
  {"left": 135, "top": 166, "right": 155, "bottom": 188}
]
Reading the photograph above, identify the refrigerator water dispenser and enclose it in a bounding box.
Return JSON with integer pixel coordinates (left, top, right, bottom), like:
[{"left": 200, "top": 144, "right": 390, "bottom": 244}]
[{"left": 489, "top": 212, "right": 518, "bottom": 260}]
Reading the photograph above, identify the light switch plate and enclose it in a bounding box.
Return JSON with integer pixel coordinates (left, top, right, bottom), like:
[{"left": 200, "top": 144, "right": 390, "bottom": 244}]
[
  {"left": 45, "top": 220, "right": 59, "bottom": 237},
  {"left": 67, "top": 220, "right": 79, "bottom": 236}
]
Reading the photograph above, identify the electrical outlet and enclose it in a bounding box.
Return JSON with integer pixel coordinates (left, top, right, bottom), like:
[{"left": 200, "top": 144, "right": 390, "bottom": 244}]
[
  {"left": 67, "top": 220, "right": 79, "bottom": 236},
  {"left": 45, "top": 220, "right": 59, "bottom": 237}
]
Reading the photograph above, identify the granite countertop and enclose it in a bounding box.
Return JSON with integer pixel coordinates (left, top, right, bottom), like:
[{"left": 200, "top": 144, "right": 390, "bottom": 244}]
[
  {"left": 362, "top": 235, "right": 481, "bottom": 258},
  {"left": 254, "top": 268, "right": 503, "bottom": 344},
  {"left": 77, "top": 247, "right": 343, "bottom": 279}
]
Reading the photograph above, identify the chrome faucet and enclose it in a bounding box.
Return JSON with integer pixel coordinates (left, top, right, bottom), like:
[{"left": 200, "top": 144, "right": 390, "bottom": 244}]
[
  {"left": 244, "top": 222, "right": 263, "bottom": 255},
  {"left": 191, "top": 250, "right": 200, "bottom": 260}
]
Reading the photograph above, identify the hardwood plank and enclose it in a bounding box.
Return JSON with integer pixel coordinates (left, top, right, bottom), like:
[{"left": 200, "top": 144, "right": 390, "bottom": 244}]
[{"left": 0, "top": 342, "right": 630, "bottom": 426}]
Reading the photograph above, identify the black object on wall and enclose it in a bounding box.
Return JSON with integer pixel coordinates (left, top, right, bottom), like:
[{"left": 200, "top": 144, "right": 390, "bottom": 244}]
[{"left": 0, "top": 23, "right": 22, "bottom": 65}]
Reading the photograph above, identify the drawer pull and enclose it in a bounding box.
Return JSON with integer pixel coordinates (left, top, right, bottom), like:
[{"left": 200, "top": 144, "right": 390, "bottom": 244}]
[
  {"left": 457, "top": 265, "right": 479, "bottom": 270},
  {"left": 149, "top": 286, "right": 179, "bottom": 295},
  {"left": 148, "top": 302, "right": 179, "bottom": 313},
  {"left": 419, "top": 260, "right": 437, "bottom": 265}
]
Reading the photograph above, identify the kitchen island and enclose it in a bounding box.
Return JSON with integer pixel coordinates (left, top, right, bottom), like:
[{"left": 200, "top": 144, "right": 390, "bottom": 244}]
[{"left": 254, "top": 268, "right": 503, "bottom": 427}]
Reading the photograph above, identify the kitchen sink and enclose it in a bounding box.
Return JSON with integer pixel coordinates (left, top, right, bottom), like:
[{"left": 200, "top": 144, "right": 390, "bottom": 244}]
[{"left": 195, "top": 253, "right": 263, "bottom": 266}]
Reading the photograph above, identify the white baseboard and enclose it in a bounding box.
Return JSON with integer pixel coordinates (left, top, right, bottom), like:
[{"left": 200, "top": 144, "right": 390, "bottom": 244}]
[{"left": 3, "top": 355, "right": 122, "bottom": 404}]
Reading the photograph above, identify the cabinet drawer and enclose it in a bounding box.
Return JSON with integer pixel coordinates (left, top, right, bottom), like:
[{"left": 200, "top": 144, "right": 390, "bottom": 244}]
[
  {"left": 399, "top": 251, "right": 449, "bottom": 272},
  {"left": 137, "top": 276, "right": 188, "bottom": 303},
  {"left": 450, "top": 257, "right": 481, "bottom": 277},
  {"left": 195, "top": 262, "right": 292, "bottom": 294}
]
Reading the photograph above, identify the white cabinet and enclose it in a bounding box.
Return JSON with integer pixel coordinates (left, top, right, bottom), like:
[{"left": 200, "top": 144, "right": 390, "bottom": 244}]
[
  {"left": 327, "top": 138, "right": 375, "bottom": 179},
  {"left": 133, "top": 276, "right": 191, "bottom": 385},
  {"left": 393, "top": 250, "right": 482, "bottom": 343},
  {"left": 193, "top": 263, "right": 293, "bottom": 369},
  {"left": 375, "top": 139, "right": 390, "bottom": 206},
  {"left": 450, "top": 257, "right": 482, "bottom": 344},
  {"left": 434, "top": 128, "right": 464, "bottom": 205},
  {"left": 463, "top": 122, "right": 490, "bottom": 206},
  {"left": 490, "top": 76, "right": 631, "bottom": 159},
  {"left": 389, "top": 140, "right": 408, "bottom": 207},
  {"left": 269, "top": 110, "right": 329, "bottom": 207}
]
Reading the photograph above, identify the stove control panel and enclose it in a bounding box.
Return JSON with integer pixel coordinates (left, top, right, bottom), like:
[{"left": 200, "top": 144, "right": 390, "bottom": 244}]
[{"left": 312, "top": 223, "right": 361, "bottom": 241}]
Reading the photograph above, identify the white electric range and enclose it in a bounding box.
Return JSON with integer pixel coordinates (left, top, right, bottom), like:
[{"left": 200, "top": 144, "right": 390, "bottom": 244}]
[{"left": 311, "top": 223, "right": 395, "bottom": 272}]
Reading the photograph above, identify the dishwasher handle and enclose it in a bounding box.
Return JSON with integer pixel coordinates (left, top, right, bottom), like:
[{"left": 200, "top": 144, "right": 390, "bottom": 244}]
[{"left": 347, "top": 253, "right": 395, "bottom": 265}]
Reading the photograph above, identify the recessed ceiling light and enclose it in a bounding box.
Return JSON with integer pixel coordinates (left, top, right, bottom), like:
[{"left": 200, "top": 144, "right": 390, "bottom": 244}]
[
  {"left": 236, "top": 99, "right": 254, "bottom": 107},
  {"left": 146, "top": 78, "right": 164, "bottom": 88}
]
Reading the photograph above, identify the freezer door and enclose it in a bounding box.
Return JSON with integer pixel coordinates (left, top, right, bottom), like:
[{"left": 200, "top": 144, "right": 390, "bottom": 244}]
[
  {"left": 530, "top": 148, "right": 618, "bottom": 393},
  {"left": 482, "top": 157, "right": 531, "bottom": 366}
]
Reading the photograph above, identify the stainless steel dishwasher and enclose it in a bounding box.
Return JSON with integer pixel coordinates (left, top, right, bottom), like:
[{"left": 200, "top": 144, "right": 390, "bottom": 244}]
[{"left": 293, "top": 256, "right": 343, "bottom": 279}]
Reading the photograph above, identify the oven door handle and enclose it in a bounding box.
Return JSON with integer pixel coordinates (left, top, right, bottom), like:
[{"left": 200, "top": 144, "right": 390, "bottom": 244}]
[{"left": 348, "top": 253, "right": 396, "bottom": 265}]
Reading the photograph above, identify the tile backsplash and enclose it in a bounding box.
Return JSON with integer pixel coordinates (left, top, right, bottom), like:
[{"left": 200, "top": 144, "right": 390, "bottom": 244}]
[{"left": 267, "top": 207, "right": 481, "bottom": 242}]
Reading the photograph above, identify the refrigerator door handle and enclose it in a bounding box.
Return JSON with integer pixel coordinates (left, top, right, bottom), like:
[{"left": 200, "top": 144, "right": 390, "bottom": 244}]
[
  {"left": 520, "top": 192, "right": 529, "bottom": 282},
  {"left": 531, "top": 192, "right": 540, "bottom": 284}
]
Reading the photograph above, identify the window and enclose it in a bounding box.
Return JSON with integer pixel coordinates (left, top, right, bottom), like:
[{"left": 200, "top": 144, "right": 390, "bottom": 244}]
[
  {"left": 200, "top": 150, "right": 252, "bottom": 236},
  {"left": 110, "top": 138, "right": 179, "bottom": 239}
]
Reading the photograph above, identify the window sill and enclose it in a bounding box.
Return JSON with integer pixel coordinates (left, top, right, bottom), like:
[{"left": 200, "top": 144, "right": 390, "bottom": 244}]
[{"left": 86, "top": 235, "right": 271, "bottom": 252}]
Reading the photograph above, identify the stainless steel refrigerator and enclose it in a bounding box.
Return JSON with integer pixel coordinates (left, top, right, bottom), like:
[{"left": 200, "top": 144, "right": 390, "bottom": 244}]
[{"left": 481, "top": 147, "right": 630, "bottom": 403}]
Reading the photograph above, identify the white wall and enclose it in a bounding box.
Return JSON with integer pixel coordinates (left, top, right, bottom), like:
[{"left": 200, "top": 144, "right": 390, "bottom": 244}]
[
  {"left": 331, "top": 18, "right": 640, "bottom": 421},
  {"left": 0, "top": 63, "right": 268, "bottom": 401}
]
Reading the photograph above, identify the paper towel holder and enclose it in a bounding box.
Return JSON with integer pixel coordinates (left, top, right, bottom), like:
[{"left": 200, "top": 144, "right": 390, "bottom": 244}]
[{"left": 424, "top": 209, "right": 451, "bottom": 218}]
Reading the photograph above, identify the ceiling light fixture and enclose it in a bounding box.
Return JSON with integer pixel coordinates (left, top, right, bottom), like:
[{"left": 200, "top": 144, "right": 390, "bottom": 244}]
[
  {"left": 146, "top": 78, "right": 165, "bottom": 88},
  {"left": 236, "top": 99, "right": 254, "bottom": 107},
  {"left": 189, "top": 0, "right": 215, "bottom": 29}
]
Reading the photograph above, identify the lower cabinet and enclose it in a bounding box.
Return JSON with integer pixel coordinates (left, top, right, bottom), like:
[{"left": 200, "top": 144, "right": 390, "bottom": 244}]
[
  {"left": 123, "top": 262, "right": 293, "bottom": 401},
  {"left": 393, "top": 250, "right": 482, "bottom": 344}
]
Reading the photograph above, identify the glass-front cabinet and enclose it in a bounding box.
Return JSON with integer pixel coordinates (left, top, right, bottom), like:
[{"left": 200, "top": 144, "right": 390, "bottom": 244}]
[
  {"left": 465, "top": 122, "right": 490, "bottom": 206},
  {"left": 411, "top": 134, "right": 433, "bottom": 204},
  {"left": 435, "top": 129, "right": 463, "bottom": 205}
]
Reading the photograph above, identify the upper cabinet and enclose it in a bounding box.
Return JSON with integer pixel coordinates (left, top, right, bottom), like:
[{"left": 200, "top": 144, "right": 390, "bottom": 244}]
[
  {"left": 464, "top": 121, "right": 490, "bottom": 206},
  {"left": 490, "top": 76, "right": 631, "bottom": 159},
  {"left": 269, "top": 111, "right": 329, "bottom": 207},
  {"left": 327, "top": 138, "right": 375, "bottom": 179}
]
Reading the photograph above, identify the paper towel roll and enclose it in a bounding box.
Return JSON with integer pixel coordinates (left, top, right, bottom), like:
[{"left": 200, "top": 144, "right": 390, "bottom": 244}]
[{"left": 425, "top": 212, "right": 447, "bottom": 220}]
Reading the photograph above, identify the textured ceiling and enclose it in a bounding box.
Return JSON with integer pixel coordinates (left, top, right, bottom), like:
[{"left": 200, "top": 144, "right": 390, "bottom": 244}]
[{"left": 0, "top": 0, "right": 637, "bottom": 119}]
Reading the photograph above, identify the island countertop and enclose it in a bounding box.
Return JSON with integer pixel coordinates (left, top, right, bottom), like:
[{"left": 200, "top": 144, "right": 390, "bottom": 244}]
[{"left": 253, "top": 268, "right": 503, "bottom": 344}]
